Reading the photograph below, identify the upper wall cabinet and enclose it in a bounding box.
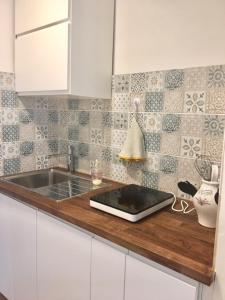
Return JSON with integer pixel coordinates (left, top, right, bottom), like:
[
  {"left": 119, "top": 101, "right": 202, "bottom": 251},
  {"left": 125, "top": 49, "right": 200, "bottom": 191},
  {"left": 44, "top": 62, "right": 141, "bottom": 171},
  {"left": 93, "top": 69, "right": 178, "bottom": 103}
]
[
  {"left": 15, "top": 0, "right": 69, "bottom": 34},
  {"left": 15, "top": 0, "right": 115, "bottom": 99}
]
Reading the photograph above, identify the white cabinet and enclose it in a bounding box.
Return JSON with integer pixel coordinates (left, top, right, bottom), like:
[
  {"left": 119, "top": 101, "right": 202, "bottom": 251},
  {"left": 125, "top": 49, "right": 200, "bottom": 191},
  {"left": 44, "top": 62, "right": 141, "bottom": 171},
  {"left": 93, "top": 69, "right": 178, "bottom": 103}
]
[
  {"left": 91, "top": 238, "right": 126, "bottom": 300},
  {"left": 0, "top": 195, "right": 13, "bottom": 300},
  {"left": 15, "top": 0, "right": 69, "bottom": 34},
  {"left": 37, "top": 212, "right": 92, "bottom": 300},
  {"left": 10, "top": 200, "right": 37, "bottom": 300},
  {"left": 15, "top": 0, "right": 115, "bottom": 98},
  {"left": 0, "top": 194, "right": 37, "bottom": 300},
  {"left": 125, "top": 255, "right": 198, "bottom": 300},
  {"left": 15, "top": 22, "right": 69, "bottom": 92}
]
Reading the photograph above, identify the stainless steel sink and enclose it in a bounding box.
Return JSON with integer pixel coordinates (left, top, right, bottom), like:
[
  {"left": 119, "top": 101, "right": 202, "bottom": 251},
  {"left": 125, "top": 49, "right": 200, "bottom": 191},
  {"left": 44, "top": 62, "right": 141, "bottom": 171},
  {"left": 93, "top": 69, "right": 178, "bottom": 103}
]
[
  {"left": 3, "top": 169, "right": 108, "bottom": 201},
  {"left": 6, "top": 169, "right": 71, "bottom": 189}
]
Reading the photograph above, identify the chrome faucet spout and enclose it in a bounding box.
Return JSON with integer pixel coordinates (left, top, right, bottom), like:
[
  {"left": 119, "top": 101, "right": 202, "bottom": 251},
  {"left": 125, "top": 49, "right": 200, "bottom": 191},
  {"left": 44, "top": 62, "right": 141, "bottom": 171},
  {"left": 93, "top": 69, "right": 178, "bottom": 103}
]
[{"left": 68, "top": 145, "right": 75, "bottom": 173}]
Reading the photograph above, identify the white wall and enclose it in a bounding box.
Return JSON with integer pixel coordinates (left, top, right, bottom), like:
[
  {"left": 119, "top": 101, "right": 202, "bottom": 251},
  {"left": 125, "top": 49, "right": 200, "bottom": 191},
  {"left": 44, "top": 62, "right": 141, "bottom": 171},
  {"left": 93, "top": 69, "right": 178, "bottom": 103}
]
[
  {"left": 114, "top": 0, "right": 225, "bottom": 74},
  {"left": 0, "top": 0, "right": 14, "bottom": 73}
]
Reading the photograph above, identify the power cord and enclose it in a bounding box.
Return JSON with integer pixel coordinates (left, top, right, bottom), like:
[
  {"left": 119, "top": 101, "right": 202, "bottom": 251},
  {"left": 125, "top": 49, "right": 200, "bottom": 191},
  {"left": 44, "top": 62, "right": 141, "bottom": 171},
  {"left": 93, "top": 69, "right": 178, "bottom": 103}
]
[{"left": 171, "top": 192, "right": 195, "bottom": 214}]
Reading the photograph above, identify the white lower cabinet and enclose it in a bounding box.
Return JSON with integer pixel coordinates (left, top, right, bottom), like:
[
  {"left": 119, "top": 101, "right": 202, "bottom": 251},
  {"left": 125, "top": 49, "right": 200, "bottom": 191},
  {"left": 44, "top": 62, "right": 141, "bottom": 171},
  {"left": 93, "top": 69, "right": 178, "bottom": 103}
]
[
  {"left": 37, "top": 212, "right": 92, "bottom": 300},
  {"left": 91, "top": 238, "right": 126, "bottom": 300},
  {"left": 0, "top": 195, "right": 210, "bottom": 300},
  {"left": 0, "top": 194, "right": 37, "bottom": 300},
  {"left": 0, "top": 195, "right": 13, "bottom": 300},
  {"left": 124, "top": 255, "right": 198, "bottom": 300},
  {"left": 10, "top": 200, "right": 37, "bottom": 300}
]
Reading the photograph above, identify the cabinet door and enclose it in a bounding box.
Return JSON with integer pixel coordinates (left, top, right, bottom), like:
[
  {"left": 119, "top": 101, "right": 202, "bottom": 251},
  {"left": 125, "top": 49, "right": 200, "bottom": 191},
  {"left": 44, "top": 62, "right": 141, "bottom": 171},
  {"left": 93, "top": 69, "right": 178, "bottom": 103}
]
[
  {"left": 125, "top": 256, "right": 198, "bottom": 300},
  {"left": 10, "top": 200, "right": 37, "bottom": 300},
  {"left": 37, "top": 212, "right": 91, "bottom": 300},
  {"left": 91, "top": 238, "right": 126, "bottom": 300},
  {"left": 15, "top": 0, "right": 69, "bottom": 34},
  {"left": 15, "top": 22, "right": 69, "bottom": 93},
  {"left": 0, "top": 195, "right": 13, "bottom": 300}
]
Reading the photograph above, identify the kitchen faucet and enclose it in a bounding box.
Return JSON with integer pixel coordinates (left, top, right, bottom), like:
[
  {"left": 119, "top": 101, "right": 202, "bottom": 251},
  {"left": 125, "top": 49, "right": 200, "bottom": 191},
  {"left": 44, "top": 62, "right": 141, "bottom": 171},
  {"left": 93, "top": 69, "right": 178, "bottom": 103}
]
[{"left": 67, "top": 144, "right": 75, "bottom": 173}]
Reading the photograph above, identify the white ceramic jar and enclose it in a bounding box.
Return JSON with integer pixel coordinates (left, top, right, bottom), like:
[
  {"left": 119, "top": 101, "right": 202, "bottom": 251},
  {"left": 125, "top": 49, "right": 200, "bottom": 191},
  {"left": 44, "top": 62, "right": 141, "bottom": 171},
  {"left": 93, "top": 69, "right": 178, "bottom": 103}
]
[{"left": 192, "top": 180, "right": 219, "bottom": 228}]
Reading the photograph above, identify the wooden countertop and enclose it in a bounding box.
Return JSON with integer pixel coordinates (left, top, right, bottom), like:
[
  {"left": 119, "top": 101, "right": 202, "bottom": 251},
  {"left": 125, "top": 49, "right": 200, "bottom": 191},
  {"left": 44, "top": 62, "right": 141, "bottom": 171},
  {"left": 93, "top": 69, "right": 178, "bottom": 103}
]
[{"left": 0, "top": 168, "right": 215, "bottom": 286}]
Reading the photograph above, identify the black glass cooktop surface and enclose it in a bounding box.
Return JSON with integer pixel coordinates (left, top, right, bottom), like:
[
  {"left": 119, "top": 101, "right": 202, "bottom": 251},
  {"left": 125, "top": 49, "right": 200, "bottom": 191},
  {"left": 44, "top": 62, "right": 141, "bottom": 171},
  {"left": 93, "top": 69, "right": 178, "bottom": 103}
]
[{"left": 91, "top": 184, "right": 173, "bottom": 215}]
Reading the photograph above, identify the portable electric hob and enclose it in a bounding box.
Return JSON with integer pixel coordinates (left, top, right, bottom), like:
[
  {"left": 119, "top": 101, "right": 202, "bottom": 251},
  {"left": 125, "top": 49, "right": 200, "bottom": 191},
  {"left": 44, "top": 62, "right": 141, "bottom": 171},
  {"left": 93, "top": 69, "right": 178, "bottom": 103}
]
[{"left": 90, "top": 184, "right": 174, "bottom": 222}]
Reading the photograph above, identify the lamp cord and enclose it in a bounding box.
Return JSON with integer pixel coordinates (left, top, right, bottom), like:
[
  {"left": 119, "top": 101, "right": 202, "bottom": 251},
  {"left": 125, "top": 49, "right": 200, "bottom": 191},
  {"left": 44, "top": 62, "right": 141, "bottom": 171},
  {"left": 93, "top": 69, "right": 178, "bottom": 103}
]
[{"left": 171, "top": 193, "right": 195, "bottom": 214}]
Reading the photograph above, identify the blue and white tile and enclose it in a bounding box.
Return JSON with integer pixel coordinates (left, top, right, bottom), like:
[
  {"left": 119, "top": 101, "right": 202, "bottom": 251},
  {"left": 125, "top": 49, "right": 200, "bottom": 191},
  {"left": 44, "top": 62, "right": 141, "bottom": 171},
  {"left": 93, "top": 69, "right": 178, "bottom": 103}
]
[
  {"left": 207, "top": 65, "right": 225, "bottom": 88},
  {"left": 144, "top": 153, "right": 160, "bottom": 172},
  {"left": 206, "top": 88, "right": 225, "bottom": 114},
  {"left": 35, "top": 126, "right": 48, "bottom": 140},
  {"left": 1, "top": 109, "right": 19, "bottom": 125},
  {"left": 113, "top": 74, "right": 130, "bottom": 93},
  {"left": 112, "top": 93, "right": 130, "bottom": 111},
  {"left": 103, "top": 128, "right": 112, "bottom": 146},
  {"left": 2, "top": 125, "right": 19, "bottom": 142},
  {"left": 0, "top": 73, "right": 14, "bottom": 90},
  {"left": 48, "top": 124, "right": 59, "bottom": 139},
  {"left": 183, "top": 91, "right": 205, "bottom": 113},
  {"left": 1, "top": 142, "right": 20, "bottom": 159},
  {"left": 89, "top": 144, "right": 103, "bottom": 160},
  {"left": 79, "top": 111, "right": 89, "bottom": 126},
  {"left": 181, "top": 115, "right": 204, "bottom": 136},
  {"left": 35, "top": 97, "right": 48, "bottom": 109},
  {"left": 113, "top": 113, "right": 128, "bottom": 130},
  {"left": 165, "top": 69, "right": 184, "bottom": 90},
  {"left": 158, "top": 174, "right": 178, "bottom": 195},
  {"left": 204, "top": 137, "right": 223, "bottom": 161},
  {"left": 161, "top": 134, "right": 181, "bottom": 156},
  {"left": 146, "top": 71, "right": 164, "bottom": 92},
  {"left": 48, "top": 140, "right": 59, "bottom": 154},
  {"left": 68, "top": 99, "right": 79, "bottom": 110},
  {"left": 3, "top": 158, "right": 21, "bottom": 175},
  {"left": 21, "top": 155, "right": 36, "bottom": 172},
  {"left": 112, "top": 130, "right": 127, "bottom": 147},
  {"left": 78, "top": 143, "right": 89, "bottom": 158},
  {"left": 35, "top": 141, "right": 49, "bottom": 156},
  {"left": 130, "top": 73, "right": 146, "bottom": 93},
  {"left": 90, "top": 128, "right": 103, "bottom": 144},
  {"left": 68, "top": 126, "right": 79, "bottom": 141},
  {"left": 144, "top": 133, "right": 161, "bottom": 152},
  {"left": 180, "top": 136, "right": 202, "bottom": 158},
  {"left": 90, "top": 112, "right": 103, "bottom": 128},
  {"left": 145, "top": 92, "right": 164, "bottom": 112},
  {"left": 142, "top": 171, "right": 159, "bottom": 189},
  {"left": 20, "top": 124, "right": 35, "bottom": 141},
  {"left": 143, "top": 113, "right": 162, "bottom": 132},
  {"left": 34, "top": 110, "right": 48, "bottom": 124},
  {"left": 111, "top": 164, "right": 127, "bottom": 183},
  {"left": 78, "top": 99, "right": 91, "bottom": 111},
  {"left": 91, "top": 99, "right": 104, "bottom": 111},
  {"left": 48, "top": 110, "right": 59, "bottom": 123},
  {"left": 20, "top": 141, "right": 34, "bottom": 156},
  {"left": 159, "top": 155, "right": 178, "bottom": 174},
  {"left": 177, "top": 158, "right": 201, "bottom": 188},
  {"left": 36, "top": 155, "right": 48, "bottom": 170},
  {"left": 164, "top": 88, "right": 184, "bottom": 113},
  {"left": 203, "top": 115, "right": 225, "bottom": 137},
  {"left": 162, "top": 114, "right": 181, "bottom": 133},
  {"left": 102, "top": 112, "right": 113, "bottom": 128},
  {"left": 19, "top": 109, "right": 34, "bottom": 124},
  {"left": 1, "top": 90, "right": 17, "bottom": 107},
  {"left": 79, "top": 126, "right": 90, "bottom": 143},
  {"left": 184, "top": 67, "right": 207, "bottom": 91},
  {"left": 102, "top": 147, "right": 113, "bottom": 162}
]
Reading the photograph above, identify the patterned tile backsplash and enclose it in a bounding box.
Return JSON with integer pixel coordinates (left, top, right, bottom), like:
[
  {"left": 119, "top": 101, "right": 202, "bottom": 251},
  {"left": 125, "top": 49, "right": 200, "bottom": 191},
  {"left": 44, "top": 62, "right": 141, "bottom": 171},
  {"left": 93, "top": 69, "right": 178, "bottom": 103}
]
[{"left": 0, "top": 65, "right": 225, "bottom": 199}]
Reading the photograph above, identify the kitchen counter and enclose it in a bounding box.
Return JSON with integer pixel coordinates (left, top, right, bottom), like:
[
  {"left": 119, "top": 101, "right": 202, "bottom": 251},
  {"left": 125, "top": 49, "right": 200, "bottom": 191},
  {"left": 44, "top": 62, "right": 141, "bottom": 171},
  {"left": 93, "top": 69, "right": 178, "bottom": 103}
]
[{"left": 0, "top": 168, "right": 215, "bottom": 286}]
